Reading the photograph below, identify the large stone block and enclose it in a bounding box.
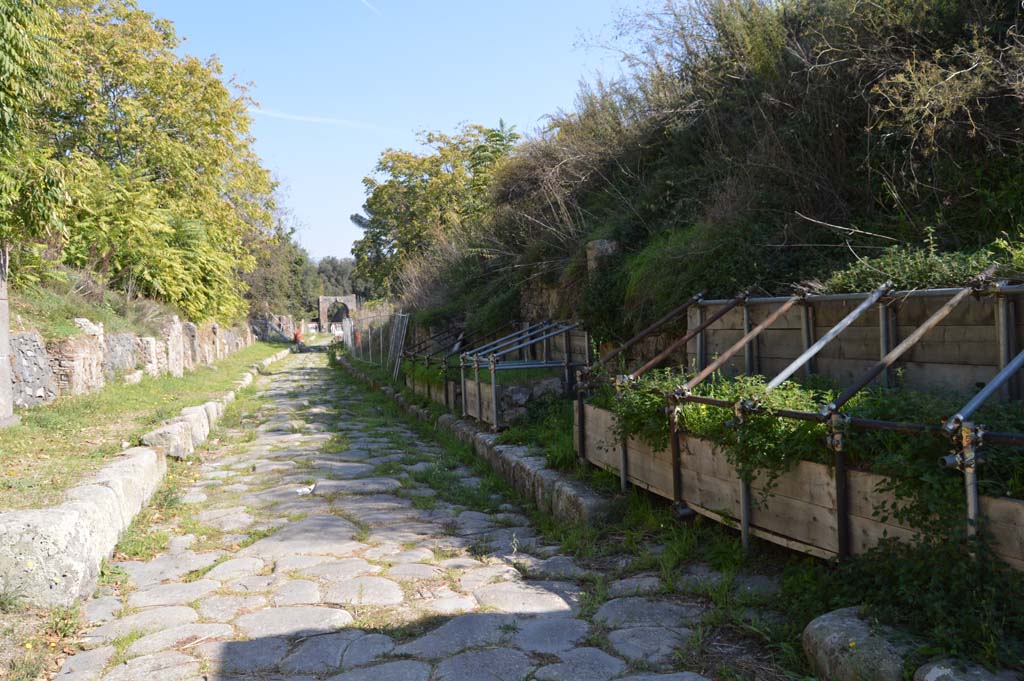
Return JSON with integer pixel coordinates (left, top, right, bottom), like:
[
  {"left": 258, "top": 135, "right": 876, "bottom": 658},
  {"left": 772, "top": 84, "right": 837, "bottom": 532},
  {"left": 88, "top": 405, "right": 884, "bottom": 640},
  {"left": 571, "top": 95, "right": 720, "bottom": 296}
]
[
  {"left": 154, "top": 341, "right": 168, "bottom": 376},
  {"left": 803, "top": 607, "right": 917, "bottom": 681},
  {"left": 182, "top": 322, "right": 199, "bottom": 371},
  {"left": 0, "top": 447, "right": 165, "bottom": 606},
  {"left": 47, "top": 324, "right": 105, "bottom": 397},
  {"left": 161, "top": 316, "right": 185, "bottom": 378},
  {"left": 202, "top": 401, "right": 223, "bottom": 429},
  {"left": 136, "top": 337, "right": 160, "bottom": 377},
  {"left": 176, "top": 406, "right": 210, "bottom": 447},
  {"left": 141, "top": 422, "right": 194, "bottom": 459}
]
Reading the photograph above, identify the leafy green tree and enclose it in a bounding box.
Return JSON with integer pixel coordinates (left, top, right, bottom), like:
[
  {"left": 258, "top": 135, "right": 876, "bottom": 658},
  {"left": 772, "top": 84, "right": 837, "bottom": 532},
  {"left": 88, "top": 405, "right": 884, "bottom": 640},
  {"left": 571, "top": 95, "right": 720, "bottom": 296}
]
[
  {"left": 317, "top": 256, "right": 354, "bottom": 295},
  {"left": 34, "top": 0, "right": 277, "bottom": 320},
  {"left": 350, "top": 122, "right": 518, "bottom": 295},
  {"left": 0, "top": 0, "right": 67, "bottom": 424}
]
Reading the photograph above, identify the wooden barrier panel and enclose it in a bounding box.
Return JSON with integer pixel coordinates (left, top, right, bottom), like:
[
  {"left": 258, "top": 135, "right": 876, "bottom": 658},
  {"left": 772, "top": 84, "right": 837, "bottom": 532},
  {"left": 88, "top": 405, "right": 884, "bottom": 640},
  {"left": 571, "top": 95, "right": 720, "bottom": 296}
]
[
  {"left": 464, "top": 379, "right": 499, "bottom": 425},
  {"left": 683, "top": 293, "right": 1014, "bottom": 394},
  {"left": 576, "top": 403, "right": 1024, "bottom": 568}
]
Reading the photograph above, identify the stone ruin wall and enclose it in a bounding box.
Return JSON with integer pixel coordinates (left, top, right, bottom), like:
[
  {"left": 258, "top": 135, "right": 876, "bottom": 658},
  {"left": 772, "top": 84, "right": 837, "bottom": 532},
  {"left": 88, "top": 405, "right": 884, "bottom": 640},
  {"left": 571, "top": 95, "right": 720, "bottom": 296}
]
[{"left": 9, "top": 316, "right": 255, "bottom": 409}]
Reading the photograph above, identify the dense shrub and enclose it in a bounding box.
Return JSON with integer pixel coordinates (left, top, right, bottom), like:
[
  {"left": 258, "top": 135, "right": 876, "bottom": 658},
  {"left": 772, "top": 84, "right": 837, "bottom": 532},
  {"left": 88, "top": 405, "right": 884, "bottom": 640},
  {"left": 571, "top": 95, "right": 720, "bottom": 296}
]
[{"left": 353, "top": 0, "right": 1024, "bottom": 342}]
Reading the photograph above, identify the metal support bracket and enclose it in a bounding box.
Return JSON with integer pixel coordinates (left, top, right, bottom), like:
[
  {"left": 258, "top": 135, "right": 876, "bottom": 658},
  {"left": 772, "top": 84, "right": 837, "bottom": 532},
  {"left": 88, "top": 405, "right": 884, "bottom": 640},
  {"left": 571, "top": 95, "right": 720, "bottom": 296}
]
[{"left": 828, "top": 412, "right": 851, "bottom": 559}]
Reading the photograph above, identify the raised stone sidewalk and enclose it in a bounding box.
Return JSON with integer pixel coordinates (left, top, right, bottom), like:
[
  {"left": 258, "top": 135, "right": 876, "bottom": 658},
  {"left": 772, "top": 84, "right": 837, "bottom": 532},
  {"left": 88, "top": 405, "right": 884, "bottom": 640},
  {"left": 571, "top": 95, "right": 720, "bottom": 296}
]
[{"left": 0, "top": 348, "right": 291, "bottom": 607}]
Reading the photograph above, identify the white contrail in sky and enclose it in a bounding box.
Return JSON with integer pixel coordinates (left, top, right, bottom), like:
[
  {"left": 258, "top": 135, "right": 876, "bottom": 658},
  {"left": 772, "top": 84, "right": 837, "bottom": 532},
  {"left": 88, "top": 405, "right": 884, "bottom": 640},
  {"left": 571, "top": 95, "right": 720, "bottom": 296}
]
[
  {"left": 249, "top": 107, "right": 392, "bottom": 132},
  {"left": 359, "top": 0, "right": 382, "bottom": 15}
]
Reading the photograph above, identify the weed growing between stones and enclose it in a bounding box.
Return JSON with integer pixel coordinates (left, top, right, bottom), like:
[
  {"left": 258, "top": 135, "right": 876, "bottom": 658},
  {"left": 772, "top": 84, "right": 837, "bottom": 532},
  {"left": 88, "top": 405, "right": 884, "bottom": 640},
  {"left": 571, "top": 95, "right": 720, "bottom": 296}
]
[
  {"left": 495, "top": 396, "right": 577, "bottom": 471},
  {"left": 335, "top": 356, "right": 804, "bottom": 678},
  {"left": 4, "top": 654, "right": 44, "bottom": 681},
  {"left": 0, "top": 586, "right": 23, "bottom": 614},
  {"left": 108, "top": 630, "right": 144, "bottom": 667}
]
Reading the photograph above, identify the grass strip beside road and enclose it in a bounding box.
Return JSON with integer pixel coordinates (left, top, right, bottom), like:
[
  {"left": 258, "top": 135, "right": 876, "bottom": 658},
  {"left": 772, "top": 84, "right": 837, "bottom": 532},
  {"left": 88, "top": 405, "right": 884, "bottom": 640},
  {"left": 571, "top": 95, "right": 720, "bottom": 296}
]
[{"left": 0, "top": 342, "right": 289, "bottom": 511}]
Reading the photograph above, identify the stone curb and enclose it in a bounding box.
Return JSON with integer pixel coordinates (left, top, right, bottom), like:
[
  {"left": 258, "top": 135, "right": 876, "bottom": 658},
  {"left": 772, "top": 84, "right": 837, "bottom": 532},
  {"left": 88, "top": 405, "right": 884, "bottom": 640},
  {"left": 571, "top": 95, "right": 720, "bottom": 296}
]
[
  {"left": 802, "top": 607, "right": 1021, "bottom": 681},
  {"left": 0, "top": 347, "right": 293, "bottom": 607},
  {"left": 140, "top": 348, "right": 291, "bottom": 459},
  {"left": 337, "top": 356, "right": 612, "bottom": 526}
]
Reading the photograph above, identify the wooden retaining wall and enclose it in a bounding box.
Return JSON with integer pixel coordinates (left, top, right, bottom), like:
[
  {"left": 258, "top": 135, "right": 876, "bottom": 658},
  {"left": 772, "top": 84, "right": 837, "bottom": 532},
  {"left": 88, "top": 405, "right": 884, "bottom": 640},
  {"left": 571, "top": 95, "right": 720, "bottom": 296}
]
[
  {"left": 403, "top": 376, "right": 458, "bottom": 409},
  {"left": 685, "top": 294, "right": 1022, "bottom": 395},
  {"left": 575, "top": 403, "right": 1024, "bottom": 569},
  {"left": 463, "top": 378, "right": 500, "bottom": 426}
]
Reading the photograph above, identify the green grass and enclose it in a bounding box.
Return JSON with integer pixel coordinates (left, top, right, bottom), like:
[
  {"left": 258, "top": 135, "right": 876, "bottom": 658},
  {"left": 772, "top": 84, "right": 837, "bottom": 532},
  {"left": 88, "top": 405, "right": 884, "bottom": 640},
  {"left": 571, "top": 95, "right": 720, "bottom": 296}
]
[
  {"left": 0, "top": 342, "right": 288, "bottom": 511},
  {"left": 5, "top": 654, "right": 45, "bottom": 681},
  {"left": 495, "top": 397, "right": 577, "bottom": 470},
  {"left": 115, "top": 469, "right": 186, "bottom": 560},
  {"left": 109, "top": 631, "right": 144, "bottom": 667},
  {"left": 44, "top": 606, "right": 81, "bottom": 640},
  {"left": 11, "top": 273, "right": 179, "bottom": 341},
  {"left": 0, "top": 586, "right": 23, "bottom": 614}
]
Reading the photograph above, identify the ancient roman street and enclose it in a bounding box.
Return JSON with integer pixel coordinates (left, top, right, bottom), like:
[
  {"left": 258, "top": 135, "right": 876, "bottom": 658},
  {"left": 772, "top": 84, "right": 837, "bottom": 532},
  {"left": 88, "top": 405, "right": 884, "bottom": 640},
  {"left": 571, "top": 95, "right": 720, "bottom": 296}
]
[{"left": 56, "top": 352, "right": 782, "bottom": 681}]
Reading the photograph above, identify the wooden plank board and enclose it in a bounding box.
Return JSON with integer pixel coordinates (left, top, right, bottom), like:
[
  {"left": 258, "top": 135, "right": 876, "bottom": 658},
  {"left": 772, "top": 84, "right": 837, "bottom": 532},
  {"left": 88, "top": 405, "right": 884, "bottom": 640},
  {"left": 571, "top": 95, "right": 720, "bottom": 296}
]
[
  {"left": 463, "top": 379, "right": 499, "bottom": 424},
  {"left": 813, "top": 301, "right": 885, "bottom": 328},
  {"left": 989, "top": 521, "right": 1024, "bottom": 562},
  {"left": 982, "top": 496, "right": 1024, "bottom": 527},
  {"left": 624, "top": 438, "right": 674, "bottom": 499},
  {"left": 681, "top": 469, "right": 741, "bottom": 517},
  {"left": 686, "top": 502, "right": 838, "bottom": 560},
  {"left": 698, "top": 324, "right": 999, "bottom": 366},
  {"left": 749, "top": 491, "right": 839, "bottom": 552},
  {"left": 680, "top": 437, "right": 839, "bottom": 550},
  {"left": 581, "top": 404, "right": 1024, "bottom": 569},
  {"left": 849, "top": 514, "right": 919, "bottom": 554},
  {"left": 893, "top": 296, "right": 995, "bottom": 327},
  {"left": 899, "top": 362, "right": 997, "bottom": 393}
]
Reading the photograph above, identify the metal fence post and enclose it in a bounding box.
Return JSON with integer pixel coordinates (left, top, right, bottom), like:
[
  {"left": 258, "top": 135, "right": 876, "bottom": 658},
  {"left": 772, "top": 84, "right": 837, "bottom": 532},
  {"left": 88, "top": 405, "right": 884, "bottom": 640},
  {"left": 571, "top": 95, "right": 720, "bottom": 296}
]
[
  {"left": 490, "top": 358, "right": 500, "bottom": 431},
  {"left": 696, "top": 305, "right": 707, "bottom": 371},
  {"left": 878, "top": 302, "right": 894, "bottom": 387},
  {"left": 739, "top": 478, "right": 752, "bottom": 551},
  {"left": 743, "top": 304, "right": 757, "bottom": 376},
  {"left": 996, "top": 289, "right": 1019, "bottom": 400},
  {"left": 577, "top": 370, "right": 588, "bottom": 463},
  {"left": 800, "top": 302, "right": 816, "bottom": 377}
]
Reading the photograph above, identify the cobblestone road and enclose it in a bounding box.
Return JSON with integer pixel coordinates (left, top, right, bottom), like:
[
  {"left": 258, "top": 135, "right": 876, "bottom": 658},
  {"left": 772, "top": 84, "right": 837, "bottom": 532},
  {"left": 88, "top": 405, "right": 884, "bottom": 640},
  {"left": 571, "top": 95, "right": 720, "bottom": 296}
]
[{"left": 58, "top": 353, "right": 778, "bottom": 681}]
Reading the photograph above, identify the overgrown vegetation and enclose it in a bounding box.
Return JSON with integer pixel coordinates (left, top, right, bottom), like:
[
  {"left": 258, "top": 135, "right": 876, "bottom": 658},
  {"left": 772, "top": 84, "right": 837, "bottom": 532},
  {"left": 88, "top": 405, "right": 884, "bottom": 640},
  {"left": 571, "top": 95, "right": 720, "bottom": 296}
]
[
  {"left": 0, "top": 341, "right": 285, "bottom": 510},
  {"left": 0, "top": 0, "right": 356, "bottom": 325},
  {"left": 495, "top": 397, "right": 577, "bottom": 470},
  {"left": 352, "top": 0, "right": 1024, "bottom": 342},
  {"left": 590, "top": 368, "right": 1024, "bottom": 667}
]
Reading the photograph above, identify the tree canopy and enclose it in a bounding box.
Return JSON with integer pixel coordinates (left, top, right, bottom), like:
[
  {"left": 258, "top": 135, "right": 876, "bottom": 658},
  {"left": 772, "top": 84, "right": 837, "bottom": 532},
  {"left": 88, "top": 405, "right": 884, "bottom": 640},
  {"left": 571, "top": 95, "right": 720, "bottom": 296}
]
[
  {"left": 350, "top": 0, "right": 1024, "bottom": 340},
  {"left": 0, "top": 0, "right": 340, "bottom": 323}
]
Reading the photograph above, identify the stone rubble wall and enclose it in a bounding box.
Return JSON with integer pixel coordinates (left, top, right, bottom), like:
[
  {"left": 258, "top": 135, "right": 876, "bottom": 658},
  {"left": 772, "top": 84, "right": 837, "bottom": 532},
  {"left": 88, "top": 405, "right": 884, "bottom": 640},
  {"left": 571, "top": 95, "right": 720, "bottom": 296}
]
[
  {"left": 10, "top": 330, "right": 57, "bottom": 407},
  {"left": 104, "top": 333, "right": 139, "bottom": 380},
  {"left": 48, "top": 322, "right": 106, "bottom": 397},
  {"left": 7, "top": 316, "right": 258, "bottom": 410},
  {"left": 182, "top": 322, "right": 199, "bottom": 371},
  {"left": 0, "top": 347, "right": 292, "bottom": 607}
]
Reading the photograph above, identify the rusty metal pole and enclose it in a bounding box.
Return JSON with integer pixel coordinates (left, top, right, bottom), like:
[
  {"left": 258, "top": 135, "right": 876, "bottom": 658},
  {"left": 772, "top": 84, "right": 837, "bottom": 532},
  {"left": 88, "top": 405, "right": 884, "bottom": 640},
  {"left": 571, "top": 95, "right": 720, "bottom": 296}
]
[
  {"left": 577, "top": 370, "right": 588, "bottom": 463},
  {"left": 822, "top": 273, "right": 993, "bottom": 416},
  {"left": 490, "top": 358, "right": 500, "bottom": 431},
  {"left": 669, "top": 395, "right": 682, "bottom": 504}
]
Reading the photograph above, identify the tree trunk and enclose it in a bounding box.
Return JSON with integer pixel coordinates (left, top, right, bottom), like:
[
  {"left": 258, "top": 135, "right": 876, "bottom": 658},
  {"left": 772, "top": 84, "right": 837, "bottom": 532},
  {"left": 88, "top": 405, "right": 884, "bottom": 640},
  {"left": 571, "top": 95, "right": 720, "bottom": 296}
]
[{"left": 0, "top": 243, "right": 18, "bottom": 427}]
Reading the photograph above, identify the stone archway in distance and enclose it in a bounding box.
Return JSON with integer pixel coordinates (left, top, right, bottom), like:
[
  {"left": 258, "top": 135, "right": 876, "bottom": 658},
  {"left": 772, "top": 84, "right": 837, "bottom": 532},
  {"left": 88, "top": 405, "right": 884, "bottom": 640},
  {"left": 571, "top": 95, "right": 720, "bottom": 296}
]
[{"left": 318, "top": 295, "right": 358, "bottom": 332}]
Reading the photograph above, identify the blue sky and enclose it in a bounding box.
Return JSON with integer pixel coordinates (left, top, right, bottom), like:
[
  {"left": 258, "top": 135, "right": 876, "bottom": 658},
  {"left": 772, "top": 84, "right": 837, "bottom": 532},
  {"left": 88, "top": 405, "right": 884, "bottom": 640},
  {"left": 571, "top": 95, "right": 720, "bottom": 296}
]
[{"left": 141, "top": 0, "right": 641, "bottom": 260}]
